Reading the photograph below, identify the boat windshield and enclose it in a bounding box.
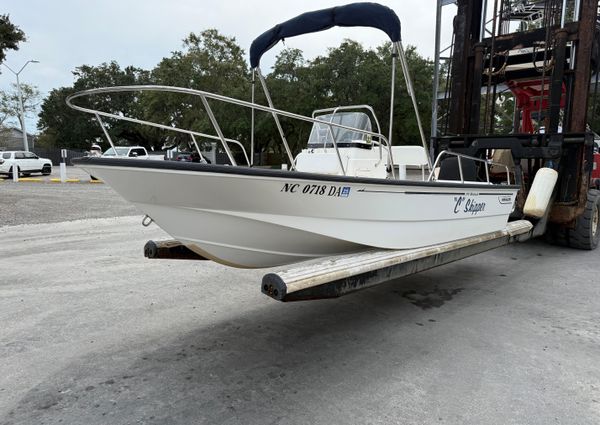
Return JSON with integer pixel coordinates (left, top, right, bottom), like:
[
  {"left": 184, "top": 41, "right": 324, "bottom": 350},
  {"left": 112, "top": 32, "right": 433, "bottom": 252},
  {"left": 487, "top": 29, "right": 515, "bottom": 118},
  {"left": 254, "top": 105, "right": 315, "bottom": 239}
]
[
  {"left": 103, "top": 147, "right": 130, "bottom": 156},
  {"left": 308, "top": 112, "right": 372, "bottom": 147}
]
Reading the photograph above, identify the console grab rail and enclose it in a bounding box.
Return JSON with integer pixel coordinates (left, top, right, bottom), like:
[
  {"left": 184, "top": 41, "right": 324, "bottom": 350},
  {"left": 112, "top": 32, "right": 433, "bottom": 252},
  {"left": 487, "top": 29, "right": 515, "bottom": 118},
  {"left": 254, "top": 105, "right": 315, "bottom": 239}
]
[{"left": 427, "top": 150, "right": 511, "bottom": 184}]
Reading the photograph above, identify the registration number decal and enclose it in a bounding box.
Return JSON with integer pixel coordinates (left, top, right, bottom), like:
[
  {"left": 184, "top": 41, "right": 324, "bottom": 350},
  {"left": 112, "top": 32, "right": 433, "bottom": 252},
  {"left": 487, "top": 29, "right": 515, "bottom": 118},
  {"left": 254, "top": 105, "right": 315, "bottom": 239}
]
[{"left": 281, "top": 183, "right": 351, "bottom": 197}]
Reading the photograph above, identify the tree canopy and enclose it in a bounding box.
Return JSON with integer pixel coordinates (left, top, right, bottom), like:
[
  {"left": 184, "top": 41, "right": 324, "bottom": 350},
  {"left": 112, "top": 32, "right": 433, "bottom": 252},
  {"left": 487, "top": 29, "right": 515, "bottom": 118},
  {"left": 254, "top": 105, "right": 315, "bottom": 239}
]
[
  {"left": 0, "top": 14, "right": 26, "bottom": 66},
  {"left": 37, "top": 29, "right": 435, "bottom": 163},
  {"left": 37, "top": 62, "right": 152, "bottom": 149}
]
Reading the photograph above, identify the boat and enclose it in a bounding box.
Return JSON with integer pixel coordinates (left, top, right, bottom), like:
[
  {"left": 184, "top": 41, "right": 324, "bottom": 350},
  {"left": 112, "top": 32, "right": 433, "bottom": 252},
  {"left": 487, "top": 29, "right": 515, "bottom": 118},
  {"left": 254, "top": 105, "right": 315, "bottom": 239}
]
[{"left": 69, "top": 2, "right": 519, "bottom": 268}]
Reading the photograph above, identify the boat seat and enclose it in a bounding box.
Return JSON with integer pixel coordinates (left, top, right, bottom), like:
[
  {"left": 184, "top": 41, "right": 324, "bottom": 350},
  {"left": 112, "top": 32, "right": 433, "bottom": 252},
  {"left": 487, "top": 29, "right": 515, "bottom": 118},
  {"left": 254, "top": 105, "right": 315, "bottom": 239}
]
[
  {"left": 391, "top": 146, "right": 430, "bottom": 180},
  {"left": 438, "top": 157, "right": 479, "bottom": 182}
]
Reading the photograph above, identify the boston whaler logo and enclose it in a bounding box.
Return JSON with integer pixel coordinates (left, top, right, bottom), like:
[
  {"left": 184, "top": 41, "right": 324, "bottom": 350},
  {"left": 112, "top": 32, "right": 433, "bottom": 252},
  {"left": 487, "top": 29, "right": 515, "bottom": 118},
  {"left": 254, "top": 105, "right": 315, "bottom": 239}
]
[
  {"left": 453, "top": 195, "right": 486, "bottom": 215},
  {"left": 281, "top": 183, "right": 351, "bottom": 198}
]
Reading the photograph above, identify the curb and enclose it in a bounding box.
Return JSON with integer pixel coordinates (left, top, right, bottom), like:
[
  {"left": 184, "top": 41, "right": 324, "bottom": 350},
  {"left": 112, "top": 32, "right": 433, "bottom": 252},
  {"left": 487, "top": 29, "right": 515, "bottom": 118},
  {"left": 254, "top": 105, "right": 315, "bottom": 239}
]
[
  {"left": 0, "top": 177, "right": 103, "bottom": 184},
  {"left": 17, "top": 178, "right": 44, "bottom": 182},
  {"left": 50, "top": 178, "right": 81, "bottom": 183}
]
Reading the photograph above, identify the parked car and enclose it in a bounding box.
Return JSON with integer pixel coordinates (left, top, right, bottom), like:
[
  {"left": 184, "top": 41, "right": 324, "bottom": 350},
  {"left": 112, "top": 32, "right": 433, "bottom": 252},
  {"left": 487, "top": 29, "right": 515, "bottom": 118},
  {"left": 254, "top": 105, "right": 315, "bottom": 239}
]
[
  {"left": 102, "top": 146, "right": 164, "bottom": 160},
  {"left": 0, "top": 151, "right": 53, "bottom": 177},
  {"left": 175, "top": 153, "right": 192, "bottom": 162}
]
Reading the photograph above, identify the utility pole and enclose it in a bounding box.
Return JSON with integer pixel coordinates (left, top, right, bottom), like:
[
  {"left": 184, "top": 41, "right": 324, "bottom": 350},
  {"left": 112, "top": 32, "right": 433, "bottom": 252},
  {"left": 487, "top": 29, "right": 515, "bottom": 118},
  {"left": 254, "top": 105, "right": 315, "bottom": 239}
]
[{"left": 2, "top": 60, "right": 39, "bottom": 151}]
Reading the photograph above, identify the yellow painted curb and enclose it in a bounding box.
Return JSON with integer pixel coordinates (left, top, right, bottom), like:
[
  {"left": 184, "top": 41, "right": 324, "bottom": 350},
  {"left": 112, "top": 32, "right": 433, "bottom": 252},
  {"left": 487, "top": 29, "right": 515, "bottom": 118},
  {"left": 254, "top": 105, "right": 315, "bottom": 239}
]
[
  {"left": 18, "top": 178, "right": 43, "bottom": 182},
  {"left": 49, "top": 178, "right": 81, "bottom": 183},
  {"left": 89, "top": 180, "right": 104, "bottom": 184}
]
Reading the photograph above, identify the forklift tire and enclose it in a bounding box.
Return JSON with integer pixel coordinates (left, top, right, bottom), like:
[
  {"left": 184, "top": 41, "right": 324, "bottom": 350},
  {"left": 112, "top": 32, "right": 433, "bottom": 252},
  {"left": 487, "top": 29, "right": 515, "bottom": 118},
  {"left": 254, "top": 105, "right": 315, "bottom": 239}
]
[{"left": 568, "top": 189, "right": 600, "bottom": 250}]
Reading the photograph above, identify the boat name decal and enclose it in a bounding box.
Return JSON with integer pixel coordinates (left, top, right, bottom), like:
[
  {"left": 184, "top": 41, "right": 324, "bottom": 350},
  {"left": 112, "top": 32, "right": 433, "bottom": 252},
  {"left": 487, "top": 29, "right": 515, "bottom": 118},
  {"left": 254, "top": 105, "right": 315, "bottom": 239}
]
[
  {"left": 281, "top": 183, "right": 351, "bottom": 197},
  {"left": 454, "top": 196, "right": 486, "bottom": 215}
]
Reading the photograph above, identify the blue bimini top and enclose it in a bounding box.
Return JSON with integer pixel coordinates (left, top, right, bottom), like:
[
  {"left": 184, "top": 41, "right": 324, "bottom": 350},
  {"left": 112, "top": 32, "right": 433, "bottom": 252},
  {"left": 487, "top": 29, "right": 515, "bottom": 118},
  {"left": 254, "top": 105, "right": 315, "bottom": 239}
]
[{"left": 249, "top": 2, "right": 401, "bottom": 68}]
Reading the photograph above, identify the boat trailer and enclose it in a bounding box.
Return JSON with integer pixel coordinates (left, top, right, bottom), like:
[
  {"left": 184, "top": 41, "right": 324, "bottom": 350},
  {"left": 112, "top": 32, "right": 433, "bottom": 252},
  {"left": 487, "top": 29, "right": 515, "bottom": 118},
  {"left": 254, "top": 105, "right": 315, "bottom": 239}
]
[{"left": 144, "top": 220, "right": 533, "bottom": 302}]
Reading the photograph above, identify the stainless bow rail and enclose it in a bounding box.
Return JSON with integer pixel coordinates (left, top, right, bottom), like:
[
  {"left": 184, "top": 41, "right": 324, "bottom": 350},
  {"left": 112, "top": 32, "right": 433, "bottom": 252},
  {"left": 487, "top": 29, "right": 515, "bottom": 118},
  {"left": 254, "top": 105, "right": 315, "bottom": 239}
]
[{"left": 66, "top": 85, "right": 395, "bottom": 175}]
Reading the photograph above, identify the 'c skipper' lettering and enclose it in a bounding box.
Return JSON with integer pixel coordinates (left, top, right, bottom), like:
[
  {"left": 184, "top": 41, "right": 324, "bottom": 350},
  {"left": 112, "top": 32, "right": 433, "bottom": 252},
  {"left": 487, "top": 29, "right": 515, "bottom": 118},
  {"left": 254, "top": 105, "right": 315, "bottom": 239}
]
[{"left": 454, "top": 196, "right": 486, "bottom": 215}]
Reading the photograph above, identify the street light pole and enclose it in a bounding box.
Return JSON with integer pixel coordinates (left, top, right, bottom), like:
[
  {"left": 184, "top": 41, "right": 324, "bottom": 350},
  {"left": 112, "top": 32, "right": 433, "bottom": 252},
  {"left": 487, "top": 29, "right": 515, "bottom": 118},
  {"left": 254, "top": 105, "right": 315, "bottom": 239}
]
[{"left": 2, "top": 60, "right": 39, "bottom": 151}]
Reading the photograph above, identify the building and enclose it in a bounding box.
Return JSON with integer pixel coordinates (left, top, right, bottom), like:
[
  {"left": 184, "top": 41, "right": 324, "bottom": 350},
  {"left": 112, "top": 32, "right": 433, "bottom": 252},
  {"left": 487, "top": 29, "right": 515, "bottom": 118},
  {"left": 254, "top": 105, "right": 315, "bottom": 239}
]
[{"left": 0, "top": 127, "right": 37, "bottom": 151}]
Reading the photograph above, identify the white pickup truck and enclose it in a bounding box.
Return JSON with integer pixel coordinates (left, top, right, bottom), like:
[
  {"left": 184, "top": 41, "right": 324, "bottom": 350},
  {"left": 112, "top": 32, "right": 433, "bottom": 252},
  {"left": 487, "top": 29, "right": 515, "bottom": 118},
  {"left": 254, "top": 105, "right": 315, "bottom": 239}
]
[{"left": 102, "top": 146, "right": 164, "bottom": 160}]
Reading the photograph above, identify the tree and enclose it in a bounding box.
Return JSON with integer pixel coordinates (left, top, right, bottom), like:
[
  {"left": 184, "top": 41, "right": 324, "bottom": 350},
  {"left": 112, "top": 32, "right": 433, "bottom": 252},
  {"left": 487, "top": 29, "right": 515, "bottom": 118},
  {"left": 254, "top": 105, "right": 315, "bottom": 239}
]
[
  {"left": 270, "top": 48, "right": 306, "bottom": 82},
  {"left": 38, "top": 62, "right": 153, "bottom": 149},
  {"left": 494, "top": 94, "right": 516, "bottom": 134},
  {"left": 255, "top": 48, "right": 313, "bottom": 160},
  {"left": 38, "top": 30, "right": 253, "bottom": 152},
  {"left": 144, "top": 29, "right": 251, "bottom": 154},
  {"left": 389, "top": 44, "right": 434, "bottom": 146},
  {"left": 0, "top": 82, "right": 40, "bottom": 127},
  {"left": 0, "top": 15, "right": 30, "bottom": 140},
  {"left": 0, "top": 14, "right": 26, "bottom": 66},
  {"left": 36, "top": 86, "right": 84, "bottom": 149}
]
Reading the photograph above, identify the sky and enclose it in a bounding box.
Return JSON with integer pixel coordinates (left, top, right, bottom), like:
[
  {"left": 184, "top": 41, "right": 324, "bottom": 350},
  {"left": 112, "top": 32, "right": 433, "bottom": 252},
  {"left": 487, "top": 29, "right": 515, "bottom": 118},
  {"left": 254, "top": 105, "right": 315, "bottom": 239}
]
[{"left": 1, "top": 0, "right": 456, "bottom": 133}]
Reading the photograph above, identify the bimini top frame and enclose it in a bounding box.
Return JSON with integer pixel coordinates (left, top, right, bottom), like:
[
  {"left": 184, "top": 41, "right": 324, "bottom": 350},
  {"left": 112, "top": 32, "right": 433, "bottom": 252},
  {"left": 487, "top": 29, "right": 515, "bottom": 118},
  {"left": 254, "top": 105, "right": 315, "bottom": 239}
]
[{"left": 248, "top": 2, "right": 431, "bottom": 170}]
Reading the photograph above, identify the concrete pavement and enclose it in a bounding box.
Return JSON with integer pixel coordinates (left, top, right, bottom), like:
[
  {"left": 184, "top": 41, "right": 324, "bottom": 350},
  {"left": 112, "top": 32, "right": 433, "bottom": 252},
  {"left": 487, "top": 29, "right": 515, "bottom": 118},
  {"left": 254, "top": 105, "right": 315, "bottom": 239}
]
[
  {"left": 0, "top": 173, "right": 137, "bottom": 226},
  {"left": 1, "top": 212, "right": 600, "bottom": 424}
]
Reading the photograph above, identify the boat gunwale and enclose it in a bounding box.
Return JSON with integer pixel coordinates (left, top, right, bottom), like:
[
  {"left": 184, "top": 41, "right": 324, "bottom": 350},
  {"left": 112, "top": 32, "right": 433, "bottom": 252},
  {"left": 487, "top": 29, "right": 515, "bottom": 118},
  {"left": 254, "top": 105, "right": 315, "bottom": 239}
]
[{"left": 72, "top": 156, "right": 520, "bottom": 190}]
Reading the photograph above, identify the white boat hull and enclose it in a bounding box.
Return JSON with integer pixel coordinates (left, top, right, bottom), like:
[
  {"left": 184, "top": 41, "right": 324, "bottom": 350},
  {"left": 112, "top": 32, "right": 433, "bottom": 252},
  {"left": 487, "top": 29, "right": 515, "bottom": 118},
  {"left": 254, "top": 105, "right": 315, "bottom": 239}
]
[{"left": 75, "top": 158, "right": 519, "bottom": 268}]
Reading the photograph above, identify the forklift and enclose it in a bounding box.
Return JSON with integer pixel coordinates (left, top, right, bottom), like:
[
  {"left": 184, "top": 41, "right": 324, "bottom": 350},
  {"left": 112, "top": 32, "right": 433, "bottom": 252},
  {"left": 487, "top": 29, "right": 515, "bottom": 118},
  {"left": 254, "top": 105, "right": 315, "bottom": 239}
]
[{"left": 431, "top": 0, "right": 600, "bottom": 250}]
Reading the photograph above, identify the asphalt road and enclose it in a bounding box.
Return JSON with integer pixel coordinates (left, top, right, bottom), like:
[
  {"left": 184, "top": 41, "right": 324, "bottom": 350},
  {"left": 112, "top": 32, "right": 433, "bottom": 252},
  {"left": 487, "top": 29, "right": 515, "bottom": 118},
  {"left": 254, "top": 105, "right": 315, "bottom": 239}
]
[{"left": 1, "top": 178, "right": 600, "bottom": 424}]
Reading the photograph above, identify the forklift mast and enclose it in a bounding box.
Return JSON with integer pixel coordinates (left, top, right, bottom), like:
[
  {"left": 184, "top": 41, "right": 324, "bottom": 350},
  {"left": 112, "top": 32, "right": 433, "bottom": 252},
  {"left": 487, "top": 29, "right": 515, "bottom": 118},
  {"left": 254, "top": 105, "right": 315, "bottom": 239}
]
[{"left": 432, "top": 0, "right": 600, "bottom": 228}]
